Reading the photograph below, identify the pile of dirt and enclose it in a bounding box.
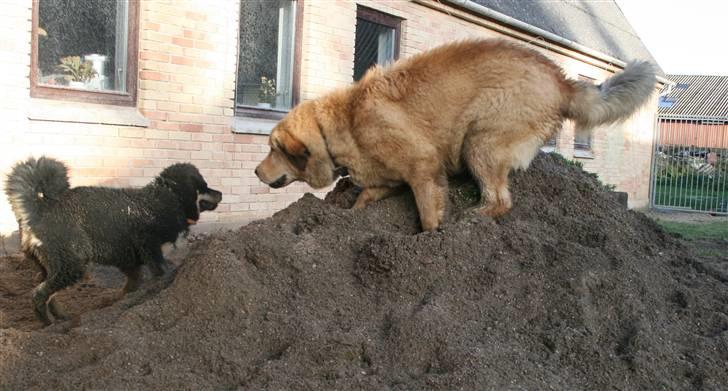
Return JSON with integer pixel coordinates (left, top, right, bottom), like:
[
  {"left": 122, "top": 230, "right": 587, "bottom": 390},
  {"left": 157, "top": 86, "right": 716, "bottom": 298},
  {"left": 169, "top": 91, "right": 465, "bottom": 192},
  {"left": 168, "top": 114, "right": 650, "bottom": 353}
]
[{"left": 1, "top": 153, "right": 727, "bottom": 389}]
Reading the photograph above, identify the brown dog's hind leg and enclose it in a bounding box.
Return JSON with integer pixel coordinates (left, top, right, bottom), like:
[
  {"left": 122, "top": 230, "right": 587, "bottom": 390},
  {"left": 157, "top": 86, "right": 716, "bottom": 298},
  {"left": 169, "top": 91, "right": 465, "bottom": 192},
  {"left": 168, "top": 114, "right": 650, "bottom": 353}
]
[
  {"left": 409, "top": 172, "right": 448, "bottom": 231},
  {"left": 479, "top": 165, "right": 512, "bottom": 218},
  {"left": 352, "top": 186, "right": 399, "bottom": 209},
  {"left": 463, "top": 138, "right": 513, "bottom": 218}
]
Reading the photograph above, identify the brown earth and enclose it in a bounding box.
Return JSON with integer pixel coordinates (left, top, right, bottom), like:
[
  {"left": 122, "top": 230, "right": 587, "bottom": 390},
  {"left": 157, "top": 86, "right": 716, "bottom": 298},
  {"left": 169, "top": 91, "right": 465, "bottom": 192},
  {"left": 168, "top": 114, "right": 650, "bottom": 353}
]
[{"left": 1, "top": 153, "right": 727, "bottom": 390}]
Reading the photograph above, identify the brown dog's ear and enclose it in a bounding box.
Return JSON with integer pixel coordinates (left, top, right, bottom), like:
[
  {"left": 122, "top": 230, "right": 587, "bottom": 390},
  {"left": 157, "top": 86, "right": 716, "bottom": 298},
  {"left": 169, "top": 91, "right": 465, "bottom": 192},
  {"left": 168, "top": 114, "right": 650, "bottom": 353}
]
[{"left": 279, "top": 131, "right": 310, "bottom": 171}]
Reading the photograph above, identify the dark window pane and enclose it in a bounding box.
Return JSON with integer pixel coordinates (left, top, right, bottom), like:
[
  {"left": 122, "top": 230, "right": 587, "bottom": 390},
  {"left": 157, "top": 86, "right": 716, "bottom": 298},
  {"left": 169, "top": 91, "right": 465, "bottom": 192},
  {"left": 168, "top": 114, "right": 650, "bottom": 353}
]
[
  {"left": 574, "top": 75, "right": 597, "bottom": 150},
  {"left": 38, "top": 0, "right": 128, "bottom": 92},
  {"left": 354, "top": 18, "right": 395, "bottom": 81},
  {"left": 237, "top": 0, "right": 295, "bottom": 110},
  {"left": 574, "top": 132, "right": 592, "bottom": 150},
  {"left": 544, "top": 133, "right": 558, "bottom": 146}
]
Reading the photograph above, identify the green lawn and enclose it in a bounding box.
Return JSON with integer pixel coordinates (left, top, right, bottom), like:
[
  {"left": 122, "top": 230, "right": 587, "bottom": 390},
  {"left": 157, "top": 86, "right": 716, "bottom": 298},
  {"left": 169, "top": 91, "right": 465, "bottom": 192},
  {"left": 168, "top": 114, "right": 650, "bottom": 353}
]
[
  {"left": 653, "top": 181, "right": 728, "bottom": 213},
  {"left": 656, "top": 221, "right": 728, "bottom": 241}
]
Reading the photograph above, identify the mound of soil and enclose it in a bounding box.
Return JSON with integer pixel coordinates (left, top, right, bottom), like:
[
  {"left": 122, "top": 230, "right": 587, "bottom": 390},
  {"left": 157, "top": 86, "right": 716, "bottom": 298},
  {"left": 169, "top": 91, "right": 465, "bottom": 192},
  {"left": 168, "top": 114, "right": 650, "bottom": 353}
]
[{"left": 1, "top": 153, "right": 727, "bottom": 389}]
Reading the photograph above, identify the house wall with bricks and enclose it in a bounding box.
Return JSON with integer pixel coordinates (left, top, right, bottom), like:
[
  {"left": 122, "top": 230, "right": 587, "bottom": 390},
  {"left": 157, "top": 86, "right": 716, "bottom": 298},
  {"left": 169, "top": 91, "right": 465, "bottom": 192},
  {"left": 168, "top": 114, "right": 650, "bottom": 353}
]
[{"left": 0, "top": 0, "right": 658, "bottom": 239}]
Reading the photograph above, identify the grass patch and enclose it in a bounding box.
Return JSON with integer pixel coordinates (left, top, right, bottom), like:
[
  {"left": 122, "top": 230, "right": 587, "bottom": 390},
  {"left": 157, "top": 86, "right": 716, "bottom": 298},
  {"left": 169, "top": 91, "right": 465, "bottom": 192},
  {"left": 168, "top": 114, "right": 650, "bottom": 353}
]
[
  {"left": 653, "top": 181, "right": 728, "bottom": 213},
  {"left": 656, "top": 220, "right": 728, "bottom": 241}
]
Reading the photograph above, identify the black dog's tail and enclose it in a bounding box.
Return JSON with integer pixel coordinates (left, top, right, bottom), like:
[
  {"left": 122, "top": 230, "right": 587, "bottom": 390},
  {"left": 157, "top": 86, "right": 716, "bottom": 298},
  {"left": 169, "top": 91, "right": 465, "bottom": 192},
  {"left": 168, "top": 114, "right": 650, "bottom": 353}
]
[{"left": 4, "top": 156, "right": 70, "bottom": 227}]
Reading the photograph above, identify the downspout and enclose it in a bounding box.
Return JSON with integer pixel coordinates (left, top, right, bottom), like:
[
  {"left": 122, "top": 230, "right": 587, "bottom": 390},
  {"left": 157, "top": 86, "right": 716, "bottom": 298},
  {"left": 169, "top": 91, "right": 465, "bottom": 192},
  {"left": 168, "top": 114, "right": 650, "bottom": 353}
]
[{"left": 444, "top": 0, "right": 673, "bottom": 85}]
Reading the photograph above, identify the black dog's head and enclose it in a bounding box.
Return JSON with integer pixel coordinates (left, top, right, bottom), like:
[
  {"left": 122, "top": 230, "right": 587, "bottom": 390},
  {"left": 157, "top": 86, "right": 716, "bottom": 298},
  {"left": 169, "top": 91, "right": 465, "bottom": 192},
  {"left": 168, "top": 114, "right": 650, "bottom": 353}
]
[{"left": 158, "top": 163, "right": 222, "bottom": 225}]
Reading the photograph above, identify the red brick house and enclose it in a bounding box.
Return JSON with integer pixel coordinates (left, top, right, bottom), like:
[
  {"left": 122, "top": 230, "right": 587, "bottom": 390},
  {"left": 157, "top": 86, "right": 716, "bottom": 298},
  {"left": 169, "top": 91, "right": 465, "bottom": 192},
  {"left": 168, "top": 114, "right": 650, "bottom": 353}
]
[
  {"left": 657, "top": 74, "right": 728, "bottom": 149},
  {"left": 0, "top": 0, "right": 665, "bottom": 238}
]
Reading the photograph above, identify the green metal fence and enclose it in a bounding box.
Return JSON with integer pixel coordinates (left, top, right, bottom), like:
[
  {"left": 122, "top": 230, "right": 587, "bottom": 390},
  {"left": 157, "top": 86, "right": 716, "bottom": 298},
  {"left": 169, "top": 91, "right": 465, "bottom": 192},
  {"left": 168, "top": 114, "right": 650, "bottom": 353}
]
[{"left": 650, "top": 117, "right": 728, "bottom": 215}]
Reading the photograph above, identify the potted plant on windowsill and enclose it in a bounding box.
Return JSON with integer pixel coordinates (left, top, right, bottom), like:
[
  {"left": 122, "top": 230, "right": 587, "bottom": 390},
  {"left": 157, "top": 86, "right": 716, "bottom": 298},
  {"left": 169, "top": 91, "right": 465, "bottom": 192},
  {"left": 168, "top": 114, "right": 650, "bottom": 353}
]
[
  {"left": 57, "top": 56, "right": 97, "bottom": 89},
  {"left": 257, "top": 76, "right": 278, "bottom": 109}
]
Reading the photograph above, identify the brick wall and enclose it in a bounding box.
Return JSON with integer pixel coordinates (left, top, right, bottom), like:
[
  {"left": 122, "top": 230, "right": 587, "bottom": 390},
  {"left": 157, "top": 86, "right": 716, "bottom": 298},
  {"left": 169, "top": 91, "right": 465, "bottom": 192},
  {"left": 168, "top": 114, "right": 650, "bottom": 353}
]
[
  {"left": 0, "top": 0, "right": 658, "bottom": 237},
  {"left": 0, "top": 0, "right": 33, "bottom": 237},
  {"left": 0, "top": 0, "right": 323, "bottom": 236}
]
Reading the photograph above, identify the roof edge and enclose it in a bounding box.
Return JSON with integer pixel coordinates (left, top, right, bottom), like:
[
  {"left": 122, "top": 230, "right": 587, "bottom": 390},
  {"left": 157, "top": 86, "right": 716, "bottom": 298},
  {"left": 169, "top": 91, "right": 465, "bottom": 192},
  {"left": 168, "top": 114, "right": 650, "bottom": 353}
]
[{"left": 442, "top": 0, "right": 671, "bottom": 84}]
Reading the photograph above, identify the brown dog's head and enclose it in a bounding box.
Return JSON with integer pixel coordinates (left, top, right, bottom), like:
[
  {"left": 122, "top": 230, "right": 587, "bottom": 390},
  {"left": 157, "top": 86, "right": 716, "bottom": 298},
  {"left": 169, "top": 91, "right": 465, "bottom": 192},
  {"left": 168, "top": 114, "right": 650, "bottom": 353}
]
[{"left": 255, "top": 101, "right": 337, "bottom": 189}]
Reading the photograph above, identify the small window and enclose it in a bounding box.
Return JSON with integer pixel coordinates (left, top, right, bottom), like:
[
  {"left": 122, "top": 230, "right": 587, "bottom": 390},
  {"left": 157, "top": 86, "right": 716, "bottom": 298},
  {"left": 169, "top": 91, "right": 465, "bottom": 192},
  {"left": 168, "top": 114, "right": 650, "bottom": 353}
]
[
  {"left": 574, "top": 75, "right": 597, "bottom": 151},
  {"left": 236, "top": 0, "right": 299, "bottom": 117},
  {"left": 658, "top": 96, "right": 676, "bottom": 108},
  {"left": 354, "top": 7, "right": 402, "bottom": 81},
  {"left": 574, "top": 132, "right": 592, "bottom": 151},
  {"left": 31, "top": 0, "right": 139, "bottom": 106},
  {"left": 544, "top": 133, "right": 558, "bottom": 147}
]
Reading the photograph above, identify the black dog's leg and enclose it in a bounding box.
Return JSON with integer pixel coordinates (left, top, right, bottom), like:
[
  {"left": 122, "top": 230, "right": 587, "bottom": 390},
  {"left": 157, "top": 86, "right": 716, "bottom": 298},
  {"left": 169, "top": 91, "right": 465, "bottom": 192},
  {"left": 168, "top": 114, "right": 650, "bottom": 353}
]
[
  {"left": 121, "top": 265, "right": 143, "bottom": 294},
  {"left": 28, "top": 254, "right": 47, "bottom": 283},
  {"left": 31, "top": 282, "right": 52, "bottom": 325},
  {"left": 48, "top": 294, "right": 70, "bottom": 321},
  {"left": 33, "top": 257, "right": 84, "bottom": 325},
  {"left": 146, "top": 245, "right": 168, "bottom": 278}
]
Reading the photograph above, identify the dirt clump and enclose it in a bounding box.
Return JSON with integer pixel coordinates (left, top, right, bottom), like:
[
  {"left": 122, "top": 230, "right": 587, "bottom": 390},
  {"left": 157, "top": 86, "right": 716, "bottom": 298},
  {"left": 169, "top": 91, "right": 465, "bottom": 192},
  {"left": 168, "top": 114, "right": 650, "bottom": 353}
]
[{"left": 1, "top": 153, "right": 727, "bottom": 389}]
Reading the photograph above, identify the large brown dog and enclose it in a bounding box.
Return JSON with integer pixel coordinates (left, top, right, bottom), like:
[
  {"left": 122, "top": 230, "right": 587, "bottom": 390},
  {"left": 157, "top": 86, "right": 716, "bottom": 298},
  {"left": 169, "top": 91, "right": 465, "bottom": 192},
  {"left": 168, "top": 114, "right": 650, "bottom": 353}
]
[{"left": 255, "top": 39, "right": 656, "bottom": 231}]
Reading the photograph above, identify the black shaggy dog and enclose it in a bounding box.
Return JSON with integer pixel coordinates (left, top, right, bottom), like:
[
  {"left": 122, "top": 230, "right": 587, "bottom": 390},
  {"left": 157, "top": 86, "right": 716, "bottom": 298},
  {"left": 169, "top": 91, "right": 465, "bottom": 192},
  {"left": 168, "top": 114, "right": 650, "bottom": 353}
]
[{"left": 4, "top": 156, "right": 222, "bottom": 324}]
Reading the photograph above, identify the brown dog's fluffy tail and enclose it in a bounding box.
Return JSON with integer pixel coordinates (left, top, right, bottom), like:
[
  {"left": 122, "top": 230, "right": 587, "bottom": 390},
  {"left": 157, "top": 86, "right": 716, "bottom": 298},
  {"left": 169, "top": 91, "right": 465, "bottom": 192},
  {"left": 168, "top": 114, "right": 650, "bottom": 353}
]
[
  {"left": 564, "top": 61, "right": 656, "bottom": 130},
  {"left": 4, "top": 156, "right": 70, "bottom": 227}
]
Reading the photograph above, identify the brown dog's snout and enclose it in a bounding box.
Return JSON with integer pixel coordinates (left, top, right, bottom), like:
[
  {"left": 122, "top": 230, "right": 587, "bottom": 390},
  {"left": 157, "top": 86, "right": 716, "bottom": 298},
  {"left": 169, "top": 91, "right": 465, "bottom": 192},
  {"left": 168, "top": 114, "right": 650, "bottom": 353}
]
[
  {"left": 269, "top": 175, "right": 287, "bottom": 189},
  {"left": 255, "top": 155, "right": 290, "bottom": 188}
]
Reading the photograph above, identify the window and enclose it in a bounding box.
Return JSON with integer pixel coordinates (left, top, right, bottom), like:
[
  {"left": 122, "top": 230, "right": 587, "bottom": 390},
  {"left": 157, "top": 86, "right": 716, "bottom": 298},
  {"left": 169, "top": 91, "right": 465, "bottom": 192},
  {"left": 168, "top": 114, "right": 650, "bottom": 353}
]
[
  {"left": 236, "top": 0, "right": 300, "bottom": 117},
  {"left": 354, "top": 7, "right": 401, "bottom": 81},
  {"left": 573, "top": 131, "right": 592, "bottom": 151},
  {"left": 658, "top": 96, "right": 675, "bottom": 108},
  {"left": 31, "top": 0, "right": 139, "bottom": 106},
  {"left": 544, "top": 133, "right": 558, "bottom": 148},
  {"left": 574, "top": 75, "right": 597, "bottom": 151}
]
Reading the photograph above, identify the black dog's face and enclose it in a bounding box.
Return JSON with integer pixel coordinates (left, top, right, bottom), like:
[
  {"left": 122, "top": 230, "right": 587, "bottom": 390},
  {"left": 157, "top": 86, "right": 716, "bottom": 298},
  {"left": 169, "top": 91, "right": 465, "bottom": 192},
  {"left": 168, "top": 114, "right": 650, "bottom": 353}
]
[{"left": 159, "top": 163, "right": 222, "bottom": 225}]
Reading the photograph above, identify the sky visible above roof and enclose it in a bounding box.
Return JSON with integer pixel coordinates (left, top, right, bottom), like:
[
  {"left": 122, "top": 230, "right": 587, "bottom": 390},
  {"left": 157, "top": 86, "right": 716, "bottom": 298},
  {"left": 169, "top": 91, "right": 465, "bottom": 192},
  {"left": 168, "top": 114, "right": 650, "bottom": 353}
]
[{"left": 615, "top": 0, "right": 727, "bottom": 76}]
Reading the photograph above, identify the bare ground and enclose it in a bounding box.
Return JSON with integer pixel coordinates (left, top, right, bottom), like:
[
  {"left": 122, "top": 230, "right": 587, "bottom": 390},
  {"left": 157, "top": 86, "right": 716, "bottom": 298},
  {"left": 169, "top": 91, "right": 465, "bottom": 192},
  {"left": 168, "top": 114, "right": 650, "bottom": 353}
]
[{"left": 1, "top": 153, "right": 727, "bottom": 390}]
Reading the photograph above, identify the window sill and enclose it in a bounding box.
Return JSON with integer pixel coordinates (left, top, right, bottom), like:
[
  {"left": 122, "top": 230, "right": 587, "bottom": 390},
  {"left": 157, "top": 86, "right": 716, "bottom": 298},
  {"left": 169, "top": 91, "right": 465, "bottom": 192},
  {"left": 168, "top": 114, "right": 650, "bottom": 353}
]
[
  {"left": 28, "top": 98, "right": 149, "bottom": 127},
  {"left": 232, "top": 116, "right": 279, "bottom": 135},
  {"left": 236, "top": 105, "right": 289, "bottom": 120},
  {"left": 573, "top": 149, "right": 595, "bottom": 159}
]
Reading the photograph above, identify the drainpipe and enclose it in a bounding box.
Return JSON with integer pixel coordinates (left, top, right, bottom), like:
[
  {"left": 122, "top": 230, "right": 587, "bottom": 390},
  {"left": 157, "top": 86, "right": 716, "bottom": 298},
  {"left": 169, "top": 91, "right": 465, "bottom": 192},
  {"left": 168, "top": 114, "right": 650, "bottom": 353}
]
[{"left": 444, "top": 0, "right": 673, "bottom": 85}]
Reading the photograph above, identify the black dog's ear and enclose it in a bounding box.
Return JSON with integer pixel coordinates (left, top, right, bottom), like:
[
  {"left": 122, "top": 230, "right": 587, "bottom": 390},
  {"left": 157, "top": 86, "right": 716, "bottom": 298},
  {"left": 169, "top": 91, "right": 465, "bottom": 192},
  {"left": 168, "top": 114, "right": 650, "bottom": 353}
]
[
  {"left": 278, "top": 132, "right": 310, "bottom": 171},
  {"left": 158, "top": 163, "right": 201, "bottom": 221}
]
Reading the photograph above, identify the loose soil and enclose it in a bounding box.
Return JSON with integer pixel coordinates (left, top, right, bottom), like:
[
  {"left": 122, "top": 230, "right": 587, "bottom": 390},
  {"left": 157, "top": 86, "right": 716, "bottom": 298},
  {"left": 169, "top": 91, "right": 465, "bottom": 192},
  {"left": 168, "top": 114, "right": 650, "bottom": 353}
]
[{"left": 1, "top": 153, "right": 727, "bottom": 390}]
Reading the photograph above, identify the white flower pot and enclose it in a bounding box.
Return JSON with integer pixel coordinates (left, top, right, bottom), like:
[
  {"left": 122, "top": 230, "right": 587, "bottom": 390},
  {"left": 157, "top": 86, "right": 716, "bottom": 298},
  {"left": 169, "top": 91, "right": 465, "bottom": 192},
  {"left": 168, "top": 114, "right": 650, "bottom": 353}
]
[
  {"left": 257, "top": 102, "right": 272, "bottom": 109},
  {"left": 69, "top": 81, "right": 85, "bottom": 88}
]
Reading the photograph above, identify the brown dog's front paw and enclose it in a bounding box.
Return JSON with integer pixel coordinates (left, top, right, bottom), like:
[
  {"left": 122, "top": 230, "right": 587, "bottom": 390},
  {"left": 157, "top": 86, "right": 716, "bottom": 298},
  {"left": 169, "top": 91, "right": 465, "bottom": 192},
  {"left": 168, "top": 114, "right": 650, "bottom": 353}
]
[
  {"left": 353, "top": 186, "right": 400, "bottom": 210},
  {"left": 352, "top": 196, "right": 372, "bottom": 209},
  {"left": 477, "top": 203, "right": 511, "bottom": 218}
]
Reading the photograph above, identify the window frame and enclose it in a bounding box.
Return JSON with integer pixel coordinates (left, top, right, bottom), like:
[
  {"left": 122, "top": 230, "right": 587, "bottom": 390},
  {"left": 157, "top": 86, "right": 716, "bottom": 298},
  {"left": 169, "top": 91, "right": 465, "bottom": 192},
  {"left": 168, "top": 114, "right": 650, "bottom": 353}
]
[
  {"left": 30, "top": 0, "right": 139, "bottom": 106},
  {"left": 235, "top": 0, "right": 304, "bottom": 121},
  {"left": 574, "top": 74, "right": 597, "bottom": 152},
  {"left": 356, "top": 6, "right": 402, "bottom": 60}
]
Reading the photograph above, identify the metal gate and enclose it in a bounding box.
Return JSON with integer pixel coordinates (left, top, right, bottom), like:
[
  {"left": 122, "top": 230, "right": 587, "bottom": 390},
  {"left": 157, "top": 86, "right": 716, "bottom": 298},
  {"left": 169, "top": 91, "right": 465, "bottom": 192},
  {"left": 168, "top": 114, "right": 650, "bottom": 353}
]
[{"left": 650, "top": 116, "right": 728, "bottom": 214}]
